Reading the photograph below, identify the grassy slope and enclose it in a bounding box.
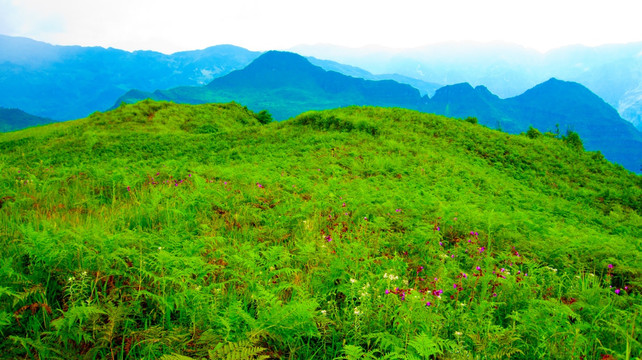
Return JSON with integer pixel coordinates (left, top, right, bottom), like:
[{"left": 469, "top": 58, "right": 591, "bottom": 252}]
[{"left": 0, "top": 100, "right": 640, "bottom": 359}]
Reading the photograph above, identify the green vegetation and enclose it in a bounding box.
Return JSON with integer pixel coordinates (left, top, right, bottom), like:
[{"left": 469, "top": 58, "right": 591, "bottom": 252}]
[{"left": 0, "top": 100, "right": 640, "bottom": 359}]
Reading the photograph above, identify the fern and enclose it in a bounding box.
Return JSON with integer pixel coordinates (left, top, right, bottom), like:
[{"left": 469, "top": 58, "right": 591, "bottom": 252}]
[{"left": 209, "top": 339, "right": 269, "bottom": 360}]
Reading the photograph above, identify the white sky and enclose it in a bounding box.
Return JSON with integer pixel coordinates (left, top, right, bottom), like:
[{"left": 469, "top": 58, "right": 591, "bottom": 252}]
[{"left": 1, "top": 0, "right": 641, "bottom": 54}]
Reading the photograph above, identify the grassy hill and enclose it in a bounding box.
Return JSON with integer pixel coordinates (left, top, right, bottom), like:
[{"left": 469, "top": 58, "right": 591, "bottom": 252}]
[{"left": 0, "top": 100, "right": 640, "bottom": 359}]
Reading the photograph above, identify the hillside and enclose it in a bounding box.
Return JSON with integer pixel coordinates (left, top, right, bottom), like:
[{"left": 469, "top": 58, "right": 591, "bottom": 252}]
[
  {"left": 0, "top": 107, "right": 52, "bottom": 132},
  {"left": 117, "top": 52, "right": 642, "bottom": 173},
  {"left": 0, "top": 34, "right": 261, "bottom": 120},
  {"left": 0, "top": 100, "right": 640, "bottom": 359}
]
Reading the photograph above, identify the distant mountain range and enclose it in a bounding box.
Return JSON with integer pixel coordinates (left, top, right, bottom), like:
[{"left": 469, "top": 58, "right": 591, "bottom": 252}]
[
  {"left": 291, "top": 42, "right": 642, "bottom": 130},
  {"left": 0, "top": 35, "right": 441, "bottom": 121},
  {"left": 117, "top": 51, "right": 642, "bottom": 173},
  {"left": 116, "top": 51, "right": 425, "bottom": 120},
  {"left": 0, "top": 34, "right": 261, "bottom": 120}
]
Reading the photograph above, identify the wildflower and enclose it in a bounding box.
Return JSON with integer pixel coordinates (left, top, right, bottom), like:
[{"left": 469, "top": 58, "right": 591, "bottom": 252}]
[
  {"left": 451, "top": 255, "right": 455, "bottom": 258},
  {"left": 385, "top": 289, "right": 390, "bottom": 294},
  {"left": 501, "top": 268, "right": 505, "bottom": 272},
  {"left": 188, "top": 174, "right": 191, "bottom": 177},
  {"left": 439, "top": 242, "right": 443, "bottom": 246},
  {"left": 320, "top": 310, "right": 327, "bottom": 315},
  {"left": 127, "top": 186, "right": 131, "bottom": 191},
  {"left": 326, "top": 235, "right": 332, "bottom": 242},
  {"left": 353, "top": 308, "right": 361, "bottom": 315},
  {"left": 608, "top": 264, "right": 614, "bottom": 269},
  {"left": 350, "top": 278, "right": 357, "bottom": 284},
  {"left": 224, "top": 181, "right": 228, "bottom": 185},
  {"left": 426, "top": 301, "right": 432, "bottom": 306},
  {"left": 615, "top": 289, "right": 621, "bottom": 295},
  {"left": 395, "top": 208, "right": 401, "bottom": 212},
  {"left": 158, "top": 247, "right": 163, "bottom": 250},
  {"left": 364, "top": 216, "right": 368, "bottom": 221},
  {"left": 454, "top": 331, "right": 463, "bottom": 336},
  {"left": 453, "top": 283, "right": 457, "bottom": 289},
  {"left": 342, "top": 202, "right": 346, "bottom": 207},
  {"left": 479, "top": 247, "right": 485, "bottom": 253},
  {"left": 436, "top": 226, "right": 440, "bottom": 231},
  {"left": 476, "top": 266, "right": 481, "bottom": 271},
  {"left": 462, "top": 273, "right": 468, "bottom": 278},
  {"left": 256, "top": 183, "right": 263, "bottom": 188},
  {"left": 492, "top": 293, "right": 497, "bottom": 297}
]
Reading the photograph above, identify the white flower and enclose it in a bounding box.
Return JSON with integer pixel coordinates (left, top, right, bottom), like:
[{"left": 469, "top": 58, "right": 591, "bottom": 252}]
[
  {"left": 158, "top": 247, "right": 163, "bottom": 250},
  {"left": 454, "top": 331, "right": 463, "bottom": 336},
  {"left": 350, "top": 278, "right": 357, "bottom": 284},
  {"left": 459, "top": 302, "right": 466, "bottom": 307},
  {"left": 320, "top": 310, "right": 327, "bottom": 315},
  {"left": 81, "top": 271, "right": 87, "bottom": 277},
  {"left": 353, "top": 307, "right": 361, "bottom": 315}
]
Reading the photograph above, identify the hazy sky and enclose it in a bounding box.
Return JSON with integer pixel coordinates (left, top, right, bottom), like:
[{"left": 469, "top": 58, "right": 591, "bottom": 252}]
[{"left": 1, "top": 0, "right": 641, "bottom": 53}]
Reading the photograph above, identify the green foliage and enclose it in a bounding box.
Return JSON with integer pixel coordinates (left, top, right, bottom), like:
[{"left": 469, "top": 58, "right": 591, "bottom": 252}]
[
  {"left": 464, "top": 116, "right": 478, "bottom": 125},
  {"left": 526, "top": 126, "right": 542, "bottom": 139},
  {"left": 563, "top": 130, "right": 584, "bottom": 151},
  {"left": 255, "top": 110, "right": 273, "bottom": 125},
  {"left": 0, "top": 101, "right": 640, "bottom": 359}
]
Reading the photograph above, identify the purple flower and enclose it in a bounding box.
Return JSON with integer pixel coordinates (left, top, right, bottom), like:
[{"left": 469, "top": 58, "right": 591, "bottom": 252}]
[
  {"left": 385, "top": 289, "right": 390, "bottom": 294},
  {"left": 479, "top": 247, "right": 485, "bottom": 253},
  {"left": 615, "top": 289, "right": 621, "bottom": 295},
  {"left": 342, "top": 202, "right": 346, "bottom": 207},
  {"left": 492, "top": 293, "right": 497, "bottom": 297},
  {"left": 436, "top": 226, "right": 440, "bottom": 231},
  {"left": 395, "top": 208, "right": 401, "bottom": 212},
  {"left": 426, "top": 301, "right": 432, "bottom": 306},
  {"left": 462, "top": 273, "right": 468, "bottom": 278},
  {"left": 326, "top": 235, "right": 332, "bottom": 242},
  {"left": 476, "top": 266, "right": 481, "bottom": 271},
  {"left": 439, "top": 242, "right": 443, "bottom": 246},
  {"left": 453, "top": 284, "right": 457, "bottom": 289},
  {"left": 608, "top": 264, "right": 614, "bottom": 269},
  {"left": 501, "top": 268, "right": 505, "bottom": 272},
  {"left": 364, "top": 216, "right": 368, "bottom": 221}
]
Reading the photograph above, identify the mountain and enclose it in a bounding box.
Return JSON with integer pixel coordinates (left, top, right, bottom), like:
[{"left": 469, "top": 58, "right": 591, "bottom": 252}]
[
  {"left": 0, "top": 100, "right": 639, "bottom": 358},
  {"left": 0, "top": 107, "right": 52, "bottom": 132},
  {"left": 306, "top": 56, "right": 442, "bottom": 96},
  {"left": 291, "top": 42, "right": 642, "bottom": 129},
  {"left": 0, "top": 34, "right": 261, "bottom": 120},
  {"left": 425, "top": 78, "right": 642, "bottom": 172},
  {"left": 116, "top": 51, "right": 427, "bottom": 120}
]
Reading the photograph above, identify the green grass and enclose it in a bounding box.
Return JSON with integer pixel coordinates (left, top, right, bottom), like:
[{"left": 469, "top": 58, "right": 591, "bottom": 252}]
[{"left": 0, "top": 100, "right": 640, "bottom": 359}]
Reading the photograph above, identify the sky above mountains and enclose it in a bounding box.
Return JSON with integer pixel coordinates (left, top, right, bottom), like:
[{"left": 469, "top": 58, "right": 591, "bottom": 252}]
[{"left": 1, "top": 0, "right": 641, "bottom": 54}]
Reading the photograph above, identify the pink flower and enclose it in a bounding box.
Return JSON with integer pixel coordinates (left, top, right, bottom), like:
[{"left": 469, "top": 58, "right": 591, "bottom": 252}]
[
  {"left": 385, "top": 289, "right": 390, "bottom": 294},
  {"left": 608, "top": 264, "right": 614, "bottom": 269}
]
